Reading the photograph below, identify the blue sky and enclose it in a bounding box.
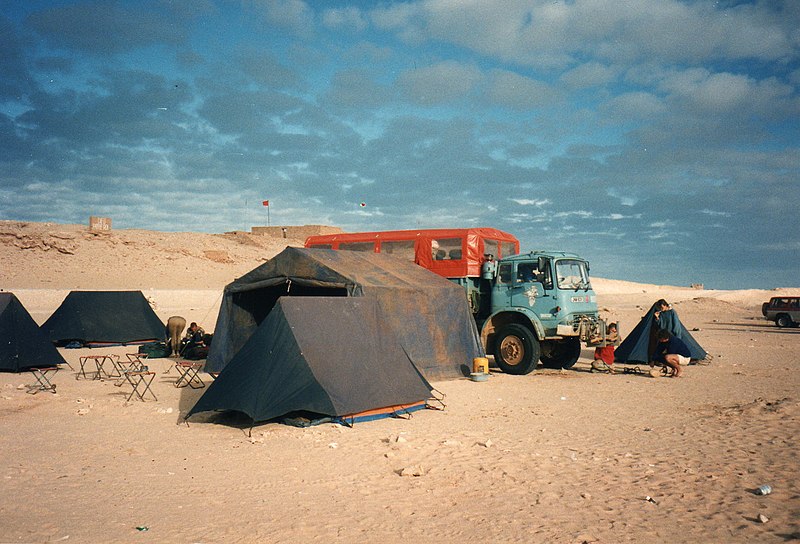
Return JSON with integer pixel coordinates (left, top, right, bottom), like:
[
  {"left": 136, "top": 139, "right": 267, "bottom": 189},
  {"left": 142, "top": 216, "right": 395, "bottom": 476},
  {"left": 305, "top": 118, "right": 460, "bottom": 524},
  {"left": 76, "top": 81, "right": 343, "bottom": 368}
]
[{"left": 1, "top": 0, "right": 798, "bottom": 289}]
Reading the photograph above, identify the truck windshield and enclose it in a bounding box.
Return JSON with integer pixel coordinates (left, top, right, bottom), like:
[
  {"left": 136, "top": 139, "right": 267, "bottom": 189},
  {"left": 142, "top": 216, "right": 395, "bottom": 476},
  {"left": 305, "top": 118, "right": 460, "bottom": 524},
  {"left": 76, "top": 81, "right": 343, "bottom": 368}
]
[{"left": 556, "top": 259, "right": 590, "bottom": 291}]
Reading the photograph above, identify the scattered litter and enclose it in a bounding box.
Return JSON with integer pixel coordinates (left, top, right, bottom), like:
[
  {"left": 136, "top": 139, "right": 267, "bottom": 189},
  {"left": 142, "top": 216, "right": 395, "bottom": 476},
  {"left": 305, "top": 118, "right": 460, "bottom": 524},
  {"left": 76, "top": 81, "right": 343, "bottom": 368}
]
[
  {"left": 644, "top": 496, "right": 658, "bottom": 505},
  {"left": 560, "top": 396, "right": 567, "bottom": 401},
  {"left": 477, "top": 439, "right": 493, "bottom": 448},
  {"left": 328, "top": 442, "right": 338, "bottom": 449},
  {"left": 135, "top": 526, "right": 149, "bottom": 532},
  {"left": 756, "top": 484, "right": 772, "bottom": 495},
  {"left": 76, "top": 408, "right": 90, "bottom": 416},
  {"left": 757, "top": 513, "right": 769, "bottom": 524},
  {"left": 581, "top": 492, "right": 591, "bottom": 500},
  {"left": 442, "top": 439, "right": 462, "bottom": 447}
]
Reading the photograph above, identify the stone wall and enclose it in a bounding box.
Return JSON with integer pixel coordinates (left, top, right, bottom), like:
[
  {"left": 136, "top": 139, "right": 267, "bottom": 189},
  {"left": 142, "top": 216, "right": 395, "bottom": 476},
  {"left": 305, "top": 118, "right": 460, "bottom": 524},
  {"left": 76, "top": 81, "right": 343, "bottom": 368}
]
[{"left": 250, "top": 225, "right": 344, "bottom": 240}]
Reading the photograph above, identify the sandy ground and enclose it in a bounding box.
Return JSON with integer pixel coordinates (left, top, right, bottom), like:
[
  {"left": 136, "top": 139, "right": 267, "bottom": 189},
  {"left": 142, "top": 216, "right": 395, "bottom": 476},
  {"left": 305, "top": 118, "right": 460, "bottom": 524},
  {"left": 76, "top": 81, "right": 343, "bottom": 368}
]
[{"left": 1, "top": 221, "right": 798, "bottom": 543}]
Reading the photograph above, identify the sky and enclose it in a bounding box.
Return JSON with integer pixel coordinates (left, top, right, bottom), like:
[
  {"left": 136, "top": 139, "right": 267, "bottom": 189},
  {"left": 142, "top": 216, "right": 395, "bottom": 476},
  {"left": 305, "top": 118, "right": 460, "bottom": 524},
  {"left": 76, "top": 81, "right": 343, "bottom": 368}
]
[{"left": 1, "top": 0, "right": 798, "bottom": 290}]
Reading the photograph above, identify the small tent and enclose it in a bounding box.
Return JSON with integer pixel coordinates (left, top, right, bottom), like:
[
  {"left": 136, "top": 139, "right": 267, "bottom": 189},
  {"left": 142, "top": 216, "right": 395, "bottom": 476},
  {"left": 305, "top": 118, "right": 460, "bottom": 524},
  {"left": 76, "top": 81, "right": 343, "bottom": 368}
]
[
  {"left": 206, "top": 247, "right": 482, "bottom": 380},
  {"left": 615, "top": 301, "right": 707, "bottom": 364},
  {"left": 41, "top": 291, "right": 165, "bottom": 347},
  {"left": 188, "top": 297, "right": 433, "bottom": 424},
  {"left": 0, "top": 293, "right": 67, "bottom": 372}
]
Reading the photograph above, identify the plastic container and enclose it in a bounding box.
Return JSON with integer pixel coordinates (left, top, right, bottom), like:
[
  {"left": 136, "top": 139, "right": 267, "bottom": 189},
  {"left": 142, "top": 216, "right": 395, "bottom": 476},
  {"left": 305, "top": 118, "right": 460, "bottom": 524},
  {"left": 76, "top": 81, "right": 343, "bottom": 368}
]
[
  {"left": 472, "top": 357, "right": 489, "bottom": 374},
  {"left": 756, "top": 485, "right": 772, "bottom": 495}
]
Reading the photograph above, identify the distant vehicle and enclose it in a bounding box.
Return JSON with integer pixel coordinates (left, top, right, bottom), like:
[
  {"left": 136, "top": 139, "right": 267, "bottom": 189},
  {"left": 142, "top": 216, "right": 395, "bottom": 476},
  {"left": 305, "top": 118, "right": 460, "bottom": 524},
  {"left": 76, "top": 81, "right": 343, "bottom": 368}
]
[
  {"left": 305, "top": 228, "right": 607, "bottom": 374},
  {"left": 761, "top": 296, "right": 800, "bottom": 328}
]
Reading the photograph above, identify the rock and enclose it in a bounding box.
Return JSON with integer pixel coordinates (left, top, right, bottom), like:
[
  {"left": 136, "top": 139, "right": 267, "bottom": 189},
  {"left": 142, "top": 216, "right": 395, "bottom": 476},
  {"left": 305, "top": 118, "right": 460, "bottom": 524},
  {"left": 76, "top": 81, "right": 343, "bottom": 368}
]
[
  {"left": 399, "top": 465, "right": 425, "bottom": 477},
  {"left": 757, "top": 513, "right": 769, "bottom": 523},
  {"left": 477, "top": 439, "right": 493, "bottom": 448},
  {"left": 76, "top": 408, "right": 90, "bottom": 416},
  {"left": 442, "top": 439, "right": 462, "bottom": 447},
  {"left": 328, "top": 442, "right": 338, "bottom": 449}
]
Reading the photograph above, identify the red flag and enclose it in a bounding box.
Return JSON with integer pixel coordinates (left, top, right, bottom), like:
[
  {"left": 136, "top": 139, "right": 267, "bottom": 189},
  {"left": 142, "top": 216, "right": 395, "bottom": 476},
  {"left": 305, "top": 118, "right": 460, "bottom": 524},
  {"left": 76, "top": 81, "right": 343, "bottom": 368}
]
[{"left": 262, "top": 200, "right": 269, "bottom": 206}]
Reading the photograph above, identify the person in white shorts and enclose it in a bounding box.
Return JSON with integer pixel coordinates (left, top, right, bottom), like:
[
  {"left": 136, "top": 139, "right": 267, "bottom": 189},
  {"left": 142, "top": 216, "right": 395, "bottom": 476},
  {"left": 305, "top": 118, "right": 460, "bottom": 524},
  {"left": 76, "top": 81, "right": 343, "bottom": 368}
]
[{"left": 652, "top": 329, "right": 691, "bottom": 377}]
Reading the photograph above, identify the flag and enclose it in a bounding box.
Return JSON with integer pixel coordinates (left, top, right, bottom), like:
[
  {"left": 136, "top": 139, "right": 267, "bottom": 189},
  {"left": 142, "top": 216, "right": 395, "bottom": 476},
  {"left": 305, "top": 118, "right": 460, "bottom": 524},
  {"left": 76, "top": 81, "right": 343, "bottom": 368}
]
[{"left": 262, "top": 200, "right": 269, "bottom": 206}]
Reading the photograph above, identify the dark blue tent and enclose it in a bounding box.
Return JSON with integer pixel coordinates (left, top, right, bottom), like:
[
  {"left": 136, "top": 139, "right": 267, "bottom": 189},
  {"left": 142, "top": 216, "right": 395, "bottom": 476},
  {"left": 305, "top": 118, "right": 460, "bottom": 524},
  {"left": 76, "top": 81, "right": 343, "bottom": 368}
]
[
  {"left": 188, "top": 297, "right": 433, "bottom": 424},
  {"left": 0, "top": 293, "right": 66, "bottom": 372},
  {"left": 41, "top": 291, "right": 165, "bottom": 347},
  {"left": 206, "top": 247, "right": 483, "bottom": 380},
  {"left": 615, "top": 301, "right": 707, "bottom": 364}
]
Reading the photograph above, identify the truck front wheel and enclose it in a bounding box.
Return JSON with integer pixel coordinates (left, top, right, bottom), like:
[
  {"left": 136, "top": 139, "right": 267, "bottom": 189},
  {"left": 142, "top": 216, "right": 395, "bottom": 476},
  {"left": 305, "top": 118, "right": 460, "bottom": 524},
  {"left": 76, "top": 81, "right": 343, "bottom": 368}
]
[
  {"left": 540, "top": 338, "right": 582, "bottom": 369},
  {"left": 494, "top": 324, "right": 540, "bottom": 375}
]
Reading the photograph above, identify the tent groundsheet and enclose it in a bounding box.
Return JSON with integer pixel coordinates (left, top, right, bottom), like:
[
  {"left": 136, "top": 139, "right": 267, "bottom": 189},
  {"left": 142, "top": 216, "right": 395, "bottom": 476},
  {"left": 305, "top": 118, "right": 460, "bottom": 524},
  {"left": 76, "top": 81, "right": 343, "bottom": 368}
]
[
  {"left": 188, "top": 297, "right": 434, "bottom": 424},
  {"left": 0, "top": 293, "right": 67, "bottom": 372},
  {"left": 41, "top": 291, "right": 165, "bottom": 347},
  {"left": 206, "top": 247, "right": 483, "bottom": 380}
]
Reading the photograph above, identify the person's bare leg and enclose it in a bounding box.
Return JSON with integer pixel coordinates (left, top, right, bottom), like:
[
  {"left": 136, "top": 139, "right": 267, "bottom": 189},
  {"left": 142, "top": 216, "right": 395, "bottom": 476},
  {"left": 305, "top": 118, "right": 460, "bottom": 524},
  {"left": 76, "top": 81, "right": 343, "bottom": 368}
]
[{"left": 665, "top": 355, "right": 682, "bottom": 377}]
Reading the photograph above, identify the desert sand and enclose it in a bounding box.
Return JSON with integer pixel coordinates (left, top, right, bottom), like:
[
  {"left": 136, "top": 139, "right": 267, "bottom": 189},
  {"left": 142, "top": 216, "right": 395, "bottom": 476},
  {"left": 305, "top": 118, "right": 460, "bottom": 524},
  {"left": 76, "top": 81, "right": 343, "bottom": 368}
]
[{"left": 1, "top": 220, "right": 798, "bottom": 543}]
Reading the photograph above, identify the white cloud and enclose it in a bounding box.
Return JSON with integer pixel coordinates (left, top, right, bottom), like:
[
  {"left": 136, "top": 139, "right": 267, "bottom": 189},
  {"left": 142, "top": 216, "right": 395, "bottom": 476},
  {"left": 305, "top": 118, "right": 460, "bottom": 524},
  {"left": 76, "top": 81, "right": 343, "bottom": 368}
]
[
  {"left": 486, "top": 70, "right": 559, "bottom": 109},
  {"left": 510, "top": 198, "right": 550, "bottom": 206},
  {"left": 398, "top": 61, "right": 482, "bottom": 105},
  {"left": 322, "top": 7, "right": 367, "bottom": 32}
]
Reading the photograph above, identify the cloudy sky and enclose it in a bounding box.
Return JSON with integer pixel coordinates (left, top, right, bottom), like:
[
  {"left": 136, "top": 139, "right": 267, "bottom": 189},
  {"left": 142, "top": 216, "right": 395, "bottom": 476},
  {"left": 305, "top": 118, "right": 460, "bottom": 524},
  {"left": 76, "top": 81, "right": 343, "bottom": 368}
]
[{"left": 2, "top": 1, "right": 798, "bottom": 289}]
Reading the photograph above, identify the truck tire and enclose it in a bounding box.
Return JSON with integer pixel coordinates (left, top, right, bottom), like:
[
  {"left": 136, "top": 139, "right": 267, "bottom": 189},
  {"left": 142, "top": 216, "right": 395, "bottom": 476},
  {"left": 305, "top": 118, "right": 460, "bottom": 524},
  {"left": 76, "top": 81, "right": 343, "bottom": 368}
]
[
  {"left": 776, "top": 314, "right": 792, "bottom": 328},
  {"left": 540, "top": 337, "right": 582, "bottom": 369},
  {"left": 494, "top": 324, "right": 539, "bottom": 375}
]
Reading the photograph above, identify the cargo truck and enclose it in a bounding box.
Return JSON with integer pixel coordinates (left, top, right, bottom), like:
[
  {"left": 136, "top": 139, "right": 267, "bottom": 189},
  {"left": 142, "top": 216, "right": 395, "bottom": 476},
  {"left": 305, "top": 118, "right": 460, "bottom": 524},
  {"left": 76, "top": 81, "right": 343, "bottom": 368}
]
[{"left": 305, "top": 228, "right": 606, "bottom": 374}]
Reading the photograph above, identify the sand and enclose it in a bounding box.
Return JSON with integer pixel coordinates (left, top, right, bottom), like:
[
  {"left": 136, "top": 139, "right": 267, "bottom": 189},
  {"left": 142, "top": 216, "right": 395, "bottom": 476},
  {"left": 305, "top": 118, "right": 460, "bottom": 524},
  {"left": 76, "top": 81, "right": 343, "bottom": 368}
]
[{"left": 1, "top": 221, "right": 798, "bottom": 543}]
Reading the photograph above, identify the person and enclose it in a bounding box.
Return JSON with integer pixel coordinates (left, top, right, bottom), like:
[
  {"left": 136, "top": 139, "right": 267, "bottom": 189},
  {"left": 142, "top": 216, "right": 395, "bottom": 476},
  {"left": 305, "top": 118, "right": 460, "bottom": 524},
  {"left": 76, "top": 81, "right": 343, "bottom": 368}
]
[
  {"left": 591, "top": 322, "right": 619, "bottom": 373},
  {"left": 181, "top": 322, "right": 205, "bottom": 356},
  {"left": 652, "top": 329, "right": 691, "bottom": 378}
]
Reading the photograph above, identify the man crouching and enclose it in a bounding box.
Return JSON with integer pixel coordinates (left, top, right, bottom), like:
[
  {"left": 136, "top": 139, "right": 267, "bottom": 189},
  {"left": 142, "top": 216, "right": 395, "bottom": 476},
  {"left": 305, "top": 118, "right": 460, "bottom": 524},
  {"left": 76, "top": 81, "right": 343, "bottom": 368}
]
[{"left": 652, "top": 329, "right": 691, "bottom": 378}]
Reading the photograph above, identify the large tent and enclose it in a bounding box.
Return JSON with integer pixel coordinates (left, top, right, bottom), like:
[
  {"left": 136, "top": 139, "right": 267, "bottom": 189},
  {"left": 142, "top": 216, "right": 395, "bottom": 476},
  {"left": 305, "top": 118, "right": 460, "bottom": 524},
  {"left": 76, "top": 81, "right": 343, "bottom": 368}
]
[
  {"left": 205, "top": 247, "right": 483, "bottom": 380},
  {"left": 41, "top": 291, "right": 165, "bottom": 347},
  {"left": 188, "top": 297, "right": 433, "bottom": 424},
  {"left": 0, "top": 292, "right": 67, "bottom": 372},
  {"left": 615, "top": 302, "right": 707, "bottom": 364}
]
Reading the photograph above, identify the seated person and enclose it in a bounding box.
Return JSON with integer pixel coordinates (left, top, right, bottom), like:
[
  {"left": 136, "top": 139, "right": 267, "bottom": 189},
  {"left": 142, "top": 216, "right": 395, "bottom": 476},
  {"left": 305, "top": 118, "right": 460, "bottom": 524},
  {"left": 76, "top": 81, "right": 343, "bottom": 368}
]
[
  {"left": 652, "top": 329, "right": 691, "bottom": 378},
  {"left": 180, "top": 322, "right": 206, "bottom": 356},
  {"left": 592, "top": 322, "right": 619, "bottom": 373}
]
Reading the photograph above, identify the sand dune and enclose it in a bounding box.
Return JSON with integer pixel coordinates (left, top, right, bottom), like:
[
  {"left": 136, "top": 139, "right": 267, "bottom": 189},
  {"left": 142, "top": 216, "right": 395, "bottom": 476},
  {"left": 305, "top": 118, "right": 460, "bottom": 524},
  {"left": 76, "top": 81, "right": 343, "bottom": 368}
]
[{"left": 1, "top": 221, "right": 798, "bottom": 543}]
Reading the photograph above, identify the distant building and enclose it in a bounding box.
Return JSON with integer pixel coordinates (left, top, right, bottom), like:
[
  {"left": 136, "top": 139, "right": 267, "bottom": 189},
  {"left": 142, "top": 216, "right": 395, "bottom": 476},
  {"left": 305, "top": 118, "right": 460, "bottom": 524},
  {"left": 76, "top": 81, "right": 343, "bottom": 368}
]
[{"left": 250, "top": 225, "right": 343, "bottom": 240}]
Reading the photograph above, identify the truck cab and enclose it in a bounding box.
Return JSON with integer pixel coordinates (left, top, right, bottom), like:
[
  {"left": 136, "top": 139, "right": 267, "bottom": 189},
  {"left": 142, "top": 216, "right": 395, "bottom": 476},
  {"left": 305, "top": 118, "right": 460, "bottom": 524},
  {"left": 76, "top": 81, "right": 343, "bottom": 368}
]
[{"left": 477, "top": 251, "right": 602, "bottom": 374}]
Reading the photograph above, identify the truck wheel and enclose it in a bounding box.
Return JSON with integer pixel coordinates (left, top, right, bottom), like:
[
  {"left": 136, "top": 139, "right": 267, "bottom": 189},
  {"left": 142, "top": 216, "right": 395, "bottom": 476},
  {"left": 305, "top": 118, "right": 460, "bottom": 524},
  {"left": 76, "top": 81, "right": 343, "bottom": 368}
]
[
  {"left": 540, "top": 338, "right": 582, "bottom": 369},
  {"left": 776, "top": 315, "right": 791, "bottom": 328},
  {"left": 494, "top": 324, "right": 539, "bottom": 375}
]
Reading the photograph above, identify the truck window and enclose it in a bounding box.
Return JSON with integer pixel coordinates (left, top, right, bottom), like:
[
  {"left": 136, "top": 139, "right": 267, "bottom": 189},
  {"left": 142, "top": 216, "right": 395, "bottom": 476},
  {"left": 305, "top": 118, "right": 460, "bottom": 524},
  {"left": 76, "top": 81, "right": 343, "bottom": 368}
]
[
  {"left": 339, "top": 242, "right": 375, "bottom": 252},
  {"left": 501, "top": 241, "right": 517, "bottom": 257},
  {"left": 308, "top": 243, "right": 332, "bottom": 249},
  {"left": 556, "top": 259, "right": 589, "bottom": 290},
  {"left": 381, "top": 240, "right": 415, "bottom": 261},
  {"left": 498, "top": 263, "right": 513, "bottom": 284},
  {"left": 431, "top": 238, "right": 462, "bottom": 260},
  {"left": 516, "top": 263, "right": 538, "bottom": 283}
]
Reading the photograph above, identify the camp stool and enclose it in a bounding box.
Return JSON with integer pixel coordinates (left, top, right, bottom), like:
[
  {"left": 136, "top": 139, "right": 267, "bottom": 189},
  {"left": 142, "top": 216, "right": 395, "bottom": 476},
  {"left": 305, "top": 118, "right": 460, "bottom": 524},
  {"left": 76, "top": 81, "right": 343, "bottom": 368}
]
[
  {"left": 123, "top": 370, "right": 157, "bottom": 402},
  {"left": 77, "top": 354, "right": 118, "bottom": 380},
  {"left": 27, "top": 367, "right": 59, "bottom": 394},
  {"left": 174, "top": 361, "right": 205, "bottom": 389},
  {"left": 112, "top": 353, "right": 148, "bottom": 386}
]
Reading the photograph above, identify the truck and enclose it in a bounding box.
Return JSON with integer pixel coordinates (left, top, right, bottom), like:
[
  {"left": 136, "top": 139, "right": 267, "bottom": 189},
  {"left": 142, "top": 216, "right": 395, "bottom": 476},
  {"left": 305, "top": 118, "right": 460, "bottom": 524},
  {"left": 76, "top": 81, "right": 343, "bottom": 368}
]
[{"left": 305, "top": 228, "right": 607, "bottom": 374}]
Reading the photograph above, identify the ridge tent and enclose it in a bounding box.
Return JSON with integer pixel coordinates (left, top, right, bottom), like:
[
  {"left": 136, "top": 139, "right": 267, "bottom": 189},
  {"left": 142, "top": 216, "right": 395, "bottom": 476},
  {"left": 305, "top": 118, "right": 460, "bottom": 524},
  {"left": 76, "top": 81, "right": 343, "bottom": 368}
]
[
  {"left": 615, "top": 301, "right": 707, "bottom": 364},
  {"left": 187, "top": 297, "right": 433, "bottom": 424},
  {"left": 0, "top": 292, "right": 67, "bottom": 372},
  {"left": 205, "top": 247, "right": 482, "bottom": 380},
  {"left": 41, "top": 291, "right": 165, "bottom": 347}
]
